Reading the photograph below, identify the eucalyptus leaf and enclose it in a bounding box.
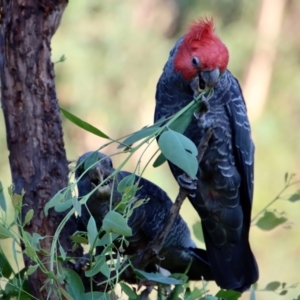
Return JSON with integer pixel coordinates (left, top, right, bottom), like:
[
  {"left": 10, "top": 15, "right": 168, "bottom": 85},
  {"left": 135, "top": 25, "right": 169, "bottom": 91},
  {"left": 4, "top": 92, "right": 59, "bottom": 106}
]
[
  {"left": 120, "top": 282, "right": 137, "bottom": 299},
  {"left": 118, "top": 125, "right": 160, "bottom": 149},
  {"left": 158, "top": 130, "right": 198, "bottom": 178},
  {"left": 63, "top": 268, "right": 85, "bottom": 300},
  {"left": 152, "top": 152, "right": 167, "bottom": 168},
  {"left": 215, "top": 289, "right": 241, "bottom": 300},
  {"left": 60, "top": 107, "right": 109, "bottom": 139},
  {"left": 44, "top": 191, "right": 64, "bottom": 216},
  {"left": 288, "top": 191, "right": 300, "bottom": 202},
  {"left": 264, "top": 281, "right": 281, "bottom": 291},
  {"left": 0, "top": 181, "right": 6, "bottom": 212},
  {"left": 87, "top": 216, "right": 98, "bottom": 247},
  {"left": 256, "top": 211, "right": 287, "bottom": 230},
  {"left": 135, "top": 269, "right": 182, "bottom": 285},
  {"left": 117, "top": 174, "right": 135, "bottom": 193},
  {"left": 102, "top": 211, "right": 132, "bottom": 236}
]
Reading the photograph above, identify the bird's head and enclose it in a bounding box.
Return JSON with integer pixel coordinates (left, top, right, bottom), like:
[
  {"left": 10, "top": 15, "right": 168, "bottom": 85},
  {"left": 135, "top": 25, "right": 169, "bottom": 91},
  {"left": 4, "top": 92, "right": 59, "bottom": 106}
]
[
  {"left": 174, "top": 18, "right": 229, "bottom": 90},
  {"left": 75, "top": 151, "right": 115, "bottom": 201}
]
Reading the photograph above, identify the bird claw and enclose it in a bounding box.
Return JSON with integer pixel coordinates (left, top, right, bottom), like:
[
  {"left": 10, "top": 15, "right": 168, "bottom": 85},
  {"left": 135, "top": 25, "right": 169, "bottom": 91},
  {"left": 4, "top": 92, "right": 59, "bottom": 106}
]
[
  {"left": 178, "top": 173, "right": 197, "bottom": 197},
  {"left": 75, "top": 253, "right": 91, "bottom": 271}
]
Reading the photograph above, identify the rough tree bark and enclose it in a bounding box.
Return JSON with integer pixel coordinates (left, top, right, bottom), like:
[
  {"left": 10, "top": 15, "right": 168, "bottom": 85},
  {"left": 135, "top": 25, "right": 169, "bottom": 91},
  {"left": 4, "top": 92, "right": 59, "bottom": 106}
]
[{"left": 0, "top": 0, "right": 82, "bottom": 298}]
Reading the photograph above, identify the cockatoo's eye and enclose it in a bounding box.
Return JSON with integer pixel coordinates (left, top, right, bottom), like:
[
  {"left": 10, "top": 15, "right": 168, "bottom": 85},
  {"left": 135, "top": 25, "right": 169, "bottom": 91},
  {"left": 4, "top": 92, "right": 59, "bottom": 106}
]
[{"left": 191, "top": 57, "right": 200, "bottom": 68}]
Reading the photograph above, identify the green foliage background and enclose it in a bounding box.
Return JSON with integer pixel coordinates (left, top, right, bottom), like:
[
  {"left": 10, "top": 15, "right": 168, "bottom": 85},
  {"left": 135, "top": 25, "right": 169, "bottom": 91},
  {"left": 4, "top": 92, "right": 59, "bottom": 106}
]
[{"left": 1, "top": 0, "right": 300, "bottom": 299}]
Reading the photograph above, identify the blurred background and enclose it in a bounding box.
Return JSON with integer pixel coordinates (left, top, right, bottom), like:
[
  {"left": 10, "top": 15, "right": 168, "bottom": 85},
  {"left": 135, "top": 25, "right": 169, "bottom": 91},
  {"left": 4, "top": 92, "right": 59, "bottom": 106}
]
[{"left": 1, "top": 0, "right": 300, "bottom": 299}]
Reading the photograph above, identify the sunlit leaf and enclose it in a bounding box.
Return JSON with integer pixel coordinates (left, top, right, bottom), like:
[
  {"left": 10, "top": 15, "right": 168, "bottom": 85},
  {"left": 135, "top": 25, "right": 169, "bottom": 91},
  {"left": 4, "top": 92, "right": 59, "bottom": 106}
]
[
  {"left": 158, "top": 130, "right": 198, "bottom": 178},
  {"left": 102, "top": 211, "right": 132, "bottom": 236},
  {"left": 60, "top": 107, "right": 109, "bottom": 139},
  {"left": 256, "top": 211, "right": 287, "bottom": 230}
]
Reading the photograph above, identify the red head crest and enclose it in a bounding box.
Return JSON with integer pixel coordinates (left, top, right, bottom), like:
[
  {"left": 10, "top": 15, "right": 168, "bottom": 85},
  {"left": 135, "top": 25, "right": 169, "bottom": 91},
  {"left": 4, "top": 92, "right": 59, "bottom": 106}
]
[{"left": 174, "top": 18, "right": 229, "bottom": 80}]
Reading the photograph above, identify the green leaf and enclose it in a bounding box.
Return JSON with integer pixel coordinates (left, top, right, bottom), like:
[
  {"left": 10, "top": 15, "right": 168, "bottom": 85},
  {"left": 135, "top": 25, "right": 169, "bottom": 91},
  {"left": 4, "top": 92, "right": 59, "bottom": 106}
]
[
  {"left": 293, "top": 296, "right": 300, "bottom": 300},
  {"left": 117, "top": 174, "right": 135, "bottom": 193},
  {"left": 256, "top": 211, "right": 287, "bottom": 230},
  {"left": 0, "top": 250, "right": 13, "bottom": 278},
  {"left": 27, "top": 264, "right": 39, "bottom": 276},
  {"left": 135, "top": 269, "right": 182, "bottom": 285},
  {"left": 59, "top": 245, "right": 67, "bottom": 261},
  {"left": 264, "top": 281, "right": 281, "bottom": 291},
  {"left": 83, "top": 151, "right": 99, "bottom": 171},
  {"left": 24, "top": 209, "right": 34, "bottom": 225},
  {"left": 288, "top": 191, "right": 300, "bottom": 202},
  {"left": 120, "top": 282, "right": 137, "bottom": 299},
  {"left": 280, "top": 290, "right": 288, "bottom": 295},
  {"left": 60, "top": 107, "right": 109, "bottom": 139},
  {"left": 82, "top": 292, "right": 110, "bottom": 300},
  {"left": 152, "top": 152, "right": 167, "bottom": 168},
  {"left": 87, "top": 216, "right": 98, "bottom": 247},
  {"left": 169, "top": 99, "right": 201, "bottom": 134},
  {"left": 204, "top": 296, "right": 218, "bottom": 300},
  {"left": 0, "top": 181, "right": 7, "bottom": 212},
  {"left": 215, "top": 289, "right": 241, "bottom": 300},
  {"left": 72, "top": 196, "right": 82, "bottom": 216},
  {"left": 31, "top": 233, "right": 44, "bottom": 251},
  {"left": 118, "top": 125, "right": 160, "bottom": 149},
  {"left": 44, "top": 191, "right": 64, "bottom": 216},
  {"left": 63, "top": 268, "right": 85, "bottom": 300},
  {"left": 54, "top": 198, "right": 73, "bottom": 213},
  {"left": 96, "top": 232, "right": 119, "bottom": 247},
  {"left": 85, "top": 254, "right": 110, "bottom": 278},
  {"left": 102, "top": 211, "right": 132, "bottom": 236},
  {"left": 158, "top": 130, "right": 198, "bottom": 178},
  {"left": 192, "top": 221, "right": 204, "bottom": 244},
  {"left": 70, "top": 235, "right": 88, "bottom": 244},
  {"left": 0, "top": 224, "right": 10, "bottom": 239}
]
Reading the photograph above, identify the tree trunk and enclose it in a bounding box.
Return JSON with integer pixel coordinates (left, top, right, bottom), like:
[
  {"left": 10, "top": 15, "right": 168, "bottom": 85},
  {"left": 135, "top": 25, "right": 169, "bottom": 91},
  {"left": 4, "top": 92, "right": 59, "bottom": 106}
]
[{"left": 0, "top": 0, "right": 82, "bottom": 298}]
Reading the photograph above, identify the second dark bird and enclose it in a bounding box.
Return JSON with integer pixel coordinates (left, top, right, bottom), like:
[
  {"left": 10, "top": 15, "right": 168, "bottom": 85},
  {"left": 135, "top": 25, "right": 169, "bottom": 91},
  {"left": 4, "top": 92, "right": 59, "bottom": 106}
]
[{"left": 75, "top": 151, "right": 213, "bottom": 282}]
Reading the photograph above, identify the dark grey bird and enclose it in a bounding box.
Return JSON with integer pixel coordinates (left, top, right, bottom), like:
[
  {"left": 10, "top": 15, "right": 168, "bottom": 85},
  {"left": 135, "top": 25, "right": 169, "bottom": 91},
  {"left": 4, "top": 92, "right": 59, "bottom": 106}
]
[
  {"left": 75, "top": 151, "right": 214, "bottom": 281},
  {"left": 154, "top": 18, "right": 258, "bottom": 291}
]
